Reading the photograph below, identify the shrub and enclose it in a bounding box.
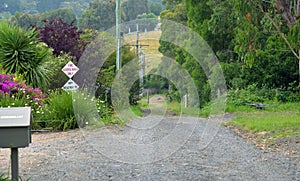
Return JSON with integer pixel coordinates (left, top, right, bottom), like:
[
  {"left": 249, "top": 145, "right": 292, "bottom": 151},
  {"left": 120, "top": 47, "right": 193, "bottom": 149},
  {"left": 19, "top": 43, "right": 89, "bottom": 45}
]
[
  {"left": 0, "top": 73, "right": 45, "bottom": 115},
  {"left": 227, "top": 83, "right": 300, "bottom": 106},
  {"left": 36, "top": 18, "right": 87, "bottom": 61},
  {"left": 0, "top": 21, "right": 51, "bottom": 88},
  {"left": 35, "top": 89, "right": 122, "bottom": 130},
  {"left": 44, "top": 53, "right": 74, "bottom": 90},
  {"left": 35, "top": 89, "right": 76, "bottom": 130},
  {"left": 73, "top": 90, "right": 123, "bottom": 127}
]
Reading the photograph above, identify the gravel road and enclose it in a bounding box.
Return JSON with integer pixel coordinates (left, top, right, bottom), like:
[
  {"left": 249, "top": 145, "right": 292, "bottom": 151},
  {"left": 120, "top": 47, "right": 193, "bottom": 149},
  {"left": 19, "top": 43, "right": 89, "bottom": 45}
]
[{"left": 0, "top": 114, "right": 299, "bottom": 181}]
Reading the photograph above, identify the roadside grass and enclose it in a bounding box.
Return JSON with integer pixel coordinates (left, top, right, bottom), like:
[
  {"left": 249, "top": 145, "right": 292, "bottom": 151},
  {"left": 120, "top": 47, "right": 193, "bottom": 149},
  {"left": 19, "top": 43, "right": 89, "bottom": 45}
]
[
  {"left": 166, "top": 101, "right": 200, "bottom": 117},
  {"left": 138, "top": 96, "right": 201, "bottom": 117},
  {"left": 0, "top": 174, "right": 30, "bottom": 181},
  {"left": 225, "top": 112, "right": 300, "bottom": 138},
  {"left": 130, "top": 105, "right": 144, "bottom": 117},
  {"left": 138, "top": 94, "right": 300, "bottom": 142},
  {"left": 0, "top": 174, "right": 10, "bottom": 181},
  {"left": 223, "top": 102, "right": 300, "bottom": 140}
]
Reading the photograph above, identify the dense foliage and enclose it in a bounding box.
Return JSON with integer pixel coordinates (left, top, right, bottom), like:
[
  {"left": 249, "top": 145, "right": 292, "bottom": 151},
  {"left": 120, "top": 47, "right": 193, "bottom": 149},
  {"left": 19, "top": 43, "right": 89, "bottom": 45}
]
[
  {"left": 0, "top": 0, "right": 21, "bottom": 14},
  {"left": 36, "top": 18, "right": 86, "bottom": 60},
  {"left": 79, "top": 0, "right": 116, "bottom": 31},
  {"left": 159, "top": 0, "right": 300, "bottom": 107},
  {"left": 13, "top": 8, "right": 77, "bottom": 29},
  {"left": 0, "top": 73, "right": 45, "bottom": 115},
  {"left": 122, "top": 0, "right": 149, "bottom": 21},
  {"left": 0, "top": 22, "right": 50, "bottom": 88},
  {"left": 1, "top": 0, "right": 298, "bottom": 131}
]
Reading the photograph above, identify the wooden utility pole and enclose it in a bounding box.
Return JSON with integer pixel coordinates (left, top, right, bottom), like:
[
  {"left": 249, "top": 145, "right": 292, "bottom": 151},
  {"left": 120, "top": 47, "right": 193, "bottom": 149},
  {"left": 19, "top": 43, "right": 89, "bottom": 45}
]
[{"left": 127, "top": 24, "right": 149, "bottom": 98}]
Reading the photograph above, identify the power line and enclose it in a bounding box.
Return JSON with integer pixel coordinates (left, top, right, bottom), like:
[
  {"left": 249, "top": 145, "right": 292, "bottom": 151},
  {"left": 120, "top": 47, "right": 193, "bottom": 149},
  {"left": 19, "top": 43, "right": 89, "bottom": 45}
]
[{"left": 126, "top": 24, "right": 149, "bottom": 98}]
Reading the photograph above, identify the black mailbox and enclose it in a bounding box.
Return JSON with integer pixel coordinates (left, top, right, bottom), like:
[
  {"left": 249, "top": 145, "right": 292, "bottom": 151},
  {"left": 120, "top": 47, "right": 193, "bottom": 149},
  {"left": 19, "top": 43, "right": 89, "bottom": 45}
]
[{"left": 0, "top": 107, "right": 32, "bottom": 148}]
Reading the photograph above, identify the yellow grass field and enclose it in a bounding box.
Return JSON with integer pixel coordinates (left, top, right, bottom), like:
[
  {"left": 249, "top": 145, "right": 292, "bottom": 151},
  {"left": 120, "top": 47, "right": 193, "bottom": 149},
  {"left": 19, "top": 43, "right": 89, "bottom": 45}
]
[{"left": 123, "top": 30, "right": 163, "bottom": 73}]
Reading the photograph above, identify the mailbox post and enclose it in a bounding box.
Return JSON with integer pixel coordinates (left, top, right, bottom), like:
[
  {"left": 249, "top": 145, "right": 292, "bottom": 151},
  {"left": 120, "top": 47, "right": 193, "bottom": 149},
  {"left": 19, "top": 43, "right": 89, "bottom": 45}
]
[{"left": 0, "top": 107, "right": 32, "bottom": 181}]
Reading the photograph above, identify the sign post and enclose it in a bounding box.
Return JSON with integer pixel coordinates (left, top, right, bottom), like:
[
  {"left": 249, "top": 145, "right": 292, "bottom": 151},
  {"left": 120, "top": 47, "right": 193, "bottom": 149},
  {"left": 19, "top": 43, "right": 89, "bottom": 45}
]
[{"left": 62, "top": 61, "right": 79, "bottom": 91}]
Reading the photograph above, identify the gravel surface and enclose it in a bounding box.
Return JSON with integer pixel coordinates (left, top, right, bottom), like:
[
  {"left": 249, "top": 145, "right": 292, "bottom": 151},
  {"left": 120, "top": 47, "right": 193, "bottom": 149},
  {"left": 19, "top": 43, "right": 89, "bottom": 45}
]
[{"left": 0, "top": 114, "right": 299, "bottom": 181}]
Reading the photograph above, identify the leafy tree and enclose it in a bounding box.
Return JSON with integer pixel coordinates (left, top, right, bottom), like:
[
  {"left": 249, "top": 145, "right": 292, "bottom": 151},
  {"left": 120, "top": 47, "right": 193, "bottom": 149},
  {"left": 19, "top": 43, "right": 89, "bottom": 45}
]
[
  {"left": 136, "top": 13, "right": 158, "bottom": 31},
  {"left": 12, "top": 8, "right": 76, "bottom": 29},
  {"left": 0, "top": 22, "right": 51, "bottom": 88},
  {"left": 0, "top": 0, "right": 21, "bottom": 14},
  {"left": 41, "top": 8, "right": 76, "bottom": 25},
  {"left": 20, "top": 0, "right": 37, "bottom": 12},
  {"left": 79, "top": 0, "right": 116, "bottom": 31},
  {"left": 123, "top": 0, "right": 149, "bottom": 21},
  {"left": 60, "top": 0, "right": 91, "bottom": 18},
  {"left": 149, "top": 1, "right": 163, "bottom": 16},
  {"left": 162, "top": 0, "right": 182, "bottom": 10},
  {"left": 12, "top": 12, "right": 40, "bottom": 29},
  {"left": 37, "top": 18, "right": 87, "bottom": 61},
  {"left": 233, "top": 0, "right": 299, "bottom": 88},
  {"left": 0, "top": 11, "right": 11, "bottom": 21},
  {"left": 36, "top": 0, "right": 65, "bottom": 13}
]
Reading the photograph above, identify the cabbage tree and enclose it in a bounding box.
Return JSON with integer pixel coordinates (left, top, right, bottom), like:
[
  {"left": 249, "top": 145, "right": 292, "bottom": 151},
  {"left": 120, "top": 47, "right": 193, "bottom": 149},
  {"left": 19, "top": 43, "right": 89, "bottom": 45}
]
[{"left": 0, "top": 21, "right": 51, "bottom": 88}]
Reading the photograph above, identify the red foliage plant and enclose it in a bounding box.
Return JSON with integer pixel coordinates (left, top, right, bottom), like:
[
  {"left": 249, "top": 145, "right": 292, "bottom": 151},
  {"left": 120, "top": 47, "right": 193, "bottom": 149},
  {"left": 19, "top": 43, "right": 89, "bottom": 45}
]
[{"left": 36, "top": 18, "right": 87, "bottom": 61}]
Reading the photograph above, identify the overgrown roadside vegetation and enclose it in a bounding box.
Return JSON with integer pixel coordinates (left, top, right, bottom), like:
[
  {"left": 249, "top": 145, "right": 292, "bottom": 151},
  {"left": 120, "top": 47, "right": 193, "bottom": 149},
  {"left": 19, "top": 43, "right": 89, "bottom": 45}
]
[
  {"left": 222, "top": 85, "right": 300, "bottom": 149},
  {"left": 224, "top": 102, "right": 300, "bottom": 145},
  {"left": 137, "top": 86, "right": 300, "bottom": 151}
]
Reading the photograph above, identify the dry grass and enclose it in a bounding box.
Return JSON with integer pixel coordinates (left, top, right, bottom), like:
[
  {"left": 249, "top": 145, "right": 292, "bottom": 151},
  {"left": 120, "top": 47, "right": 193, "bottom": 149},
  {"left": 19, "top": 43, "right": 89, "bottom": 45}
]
[{"left": 123, "top": 30, "right": 163, "bottom": 73}]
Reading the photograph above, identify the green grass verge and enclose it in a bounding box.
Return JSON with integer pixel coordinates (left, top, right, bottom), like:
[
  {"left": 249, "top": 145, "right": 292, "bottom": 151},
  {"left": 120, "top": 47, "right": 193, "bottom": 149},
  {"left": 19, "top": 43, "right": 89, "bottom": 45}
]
[
  {"left": 161, "top": 99, "right": 300, "bottom": 140},
  {"left": 0, "top": 174, "right": 30, "bottom": 181},
  {"left": 166, "top": 101, "right": 200, "bottom": 117},
  {"left": 224, "top": 102, "right": 300, "bottom": 140},
  {"left": 138, "top": 97, "right": 201, "bottom": 117},
  {"left": 0, "top": 174, "right": 10, "bottom": 181},
  {"left": 130, "top": 105, "right": 144, "bottom": 117},
  {"left": 138, "top": 94, "right": 300, "bottom": 140}
]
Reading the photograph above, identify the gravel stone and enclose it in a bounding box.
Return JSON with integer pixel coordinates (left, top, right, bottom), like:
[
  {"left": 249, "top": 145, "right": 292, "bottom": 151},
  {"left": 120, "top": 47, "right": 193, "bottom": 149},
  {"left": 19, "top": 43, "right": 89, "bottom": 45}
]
[{"left": 0, "top": 114, "right": 299, "bottom": 180}]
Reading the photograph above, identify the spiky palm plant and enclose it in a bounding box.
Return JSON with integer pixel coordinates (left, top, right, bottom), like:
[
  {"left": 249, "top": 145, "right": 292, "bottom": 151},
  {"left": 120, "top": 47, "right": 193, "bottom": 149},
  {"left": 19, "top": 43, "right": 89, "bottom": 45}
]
[{"left": 0, "top": 21, "right": 50, "bottom": 88}]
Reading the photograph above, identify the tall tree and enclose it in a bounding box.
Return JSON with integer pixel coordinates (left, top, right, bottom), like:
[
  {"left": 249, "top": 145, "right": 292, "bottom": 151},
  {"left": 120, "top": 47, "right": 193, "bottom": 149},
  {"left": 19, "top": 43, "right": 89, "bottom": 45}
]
[
  {"left": 79, "top": 0, "right": 116, "bottom": 31},
  {"left": 0, "top": 0, "right": 21, "bottom": 14},
  {"left": 149, "top": 1, "right": 163, "bottom": 16},
  {"left": 13, "top": 8, "right": 76, "bottom": 29},
  {"left": 36, "top": 0, "right": 65, "bottom": 13},
  {"left": 159, "top": 0, "right": 212, "bottom": 106},
  {"left": 233, "top": 0, "right": 300, "bottom": 87},
  {"left": 274, "top": 0, "right": 299, "bottom": 26},
  {"left": 37, "top": 18, "right": 86, "bottom": 60},
  {"left": 123, "top": 0, "right": 149, "bottom": 21}
]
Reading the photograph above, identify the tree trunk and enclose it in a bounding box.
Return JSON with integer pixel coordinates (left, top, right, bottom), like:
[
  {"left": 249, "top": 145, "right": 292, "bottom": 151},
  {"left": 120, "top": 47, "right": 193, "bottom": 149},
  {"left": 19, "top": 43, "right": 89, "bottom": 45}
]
[
  {"left": 299, "top": 40, "right": 300, "bottom": 87},
  {"left": 275, "top": 0, "right": 297, "bottom": 25}
]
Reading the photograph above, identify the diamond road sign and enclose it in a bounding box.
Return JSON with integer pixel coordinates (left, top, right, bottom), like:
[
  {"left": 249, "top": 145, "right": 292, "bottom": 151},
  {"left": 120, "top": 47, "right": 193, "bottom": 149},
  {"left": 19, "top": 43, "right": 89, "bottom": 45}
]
[
  {"left": 62, "top": 61, "right": 79, "bottom": 78},
  {"left": 62, "top": 79, "right": 79, "bottom": 91}
]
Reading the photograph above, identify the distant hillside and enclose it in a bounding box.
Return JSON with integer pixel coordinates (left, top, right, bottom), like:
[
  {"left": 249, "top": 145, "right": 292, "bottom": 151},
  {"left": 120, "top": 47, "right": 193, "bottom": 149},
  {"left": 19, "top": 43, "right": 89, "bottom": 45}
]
[{"left": 124, "top": 30, "right": 163, "bottom": 73}]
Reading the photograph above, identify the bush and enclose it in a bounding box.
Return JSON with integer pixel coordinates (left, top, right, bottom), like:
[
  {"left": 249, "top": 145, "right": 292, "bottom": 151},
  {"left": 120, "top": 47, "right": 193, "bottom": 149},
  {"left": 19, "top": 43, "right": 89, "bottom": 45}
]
[
  {"left": 35, "top": 89, "right": 123, "bottom": 130},
  {"left": 0, "top": 21, "right": 51, "bottom": 88},
  {"left": 34, "top": 89, "right": 76, "bottom": 130},
  {"left": 45, "top": 53, "right": 74, "bottom": 90},
  {"left": 36, "top": 18, "right": 86, "bottom": 61},
  {"left": 227, "top": 84, "right": 300, "bottom": 106},
  {"left": 0, "top": 73, "right": 45, "bottom": 116}
]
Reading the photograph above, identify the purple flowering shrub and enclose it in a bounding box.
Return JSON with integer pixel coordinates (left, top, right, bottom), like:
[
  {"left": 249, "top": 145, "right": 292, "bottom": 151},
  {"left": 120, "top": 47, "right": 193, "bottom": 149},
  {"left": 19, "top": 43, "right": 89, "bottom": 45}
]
[{"left": 0, "top": 73, "right": 46, "bottom": 111}]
